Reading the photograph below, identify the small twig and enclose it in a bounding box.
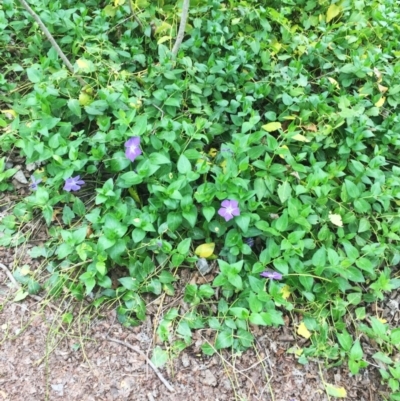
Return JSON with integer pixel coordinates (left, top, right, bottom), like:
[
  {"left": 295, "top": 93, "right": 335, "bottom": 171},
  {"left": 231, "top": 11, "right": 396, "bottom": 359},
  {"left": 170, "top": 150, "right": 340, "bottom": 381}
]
[
  {"left": 0, "top": 262, "right": 19, "bottom": 288},
  {"left": 0, "top": 262, "right": 62, "bottom": 313},
  {"left": 128, "top": 0, "right": 143, "bottom": 28},
  {"left": 147, "top": 393, "right": 155, "bottom": 401},
  {"left": 18, "top": 0, "right": 87, "bottom": 87},
  {"left": 172, "top": 0, "right": 190, "bottom": 57},
  {"left": 107, "top": 336, "right": 175, "bottom": 393}
]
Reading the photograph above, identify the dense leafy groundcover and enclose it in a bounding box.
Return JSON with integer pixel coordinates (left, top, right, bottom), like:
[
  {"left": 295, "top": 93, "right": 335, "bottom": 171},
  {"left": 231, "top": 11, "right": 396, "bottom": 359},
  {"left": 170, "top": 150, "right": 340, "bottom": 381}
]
[{"left": 2, "top": 0, "right": 400, "bottom": 396}]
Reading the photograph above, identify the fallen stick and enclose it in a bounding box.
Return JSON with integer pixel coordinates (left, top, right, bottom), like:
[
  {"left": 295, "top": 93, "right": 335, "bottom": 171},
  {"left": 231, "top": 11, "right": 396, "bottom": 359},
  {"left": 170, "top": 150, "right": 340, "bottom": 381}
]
[
  {"left": 18, "top": 0, "right": 87, "bottom": 87},
  {"left": 106, "top": 336, "right": 175, "bottom": 393},
  {"left": 0, "top": 262, "right": 62, "bottom": 313}
]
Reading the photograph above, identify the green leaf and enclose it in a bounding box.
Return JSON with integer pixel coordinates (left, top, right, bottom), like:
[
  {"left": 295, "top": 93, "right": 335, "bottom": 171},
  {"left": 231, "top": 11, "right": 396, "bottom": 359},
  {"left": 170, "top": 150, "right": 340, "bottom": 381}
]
[
  {"left": 349, "top": 340, "right": 363, "bottom": 360},
  {"left": 344, "top": 179, "right": 360, "bottom": 199},
  {"left": 215, "top": 330, "right": 233, "bottom": 349},
  {"left": 132, "top": 115, "right": 147, "bottom": 136},
  {"left": 149, "top": 153, "right": 170, "bottom": 165},
  {"left": 202, "top": 206, "right": 215, "bottom": 222},
  {"left": 278, "top": 181, "right": 292, "bottom": 203},
  {"left": 151, "top": 346, "right": 168, "bottom": 368},
  {"left": 262, "top": 122, "right": 281, "bottom": 132},
  {"left": 177, "top": 154, "right": 191, "bottom": 174},
  {"left": 182, "top": 205, "right": 197, "bottom": 227},
  {"left": 27, "top": 66, "right": 42, "bottom": 83},
  {"left": 67, "top": 99, "right": 81, "bottom": 117},
  {"left": 235, "top": 215, "right": 250, "bottom": 234},
  {"left": 227, "top": 272, "right": 243, "bottom": 290},
  {"left": 337, "top": 330, "right": 353, "bottom": 352},
  {"left": 177, "top": 238, "right": 191, "bottom": 255},
  {"left": 275, "top": 212, "right": 288, "bottom": 232}
]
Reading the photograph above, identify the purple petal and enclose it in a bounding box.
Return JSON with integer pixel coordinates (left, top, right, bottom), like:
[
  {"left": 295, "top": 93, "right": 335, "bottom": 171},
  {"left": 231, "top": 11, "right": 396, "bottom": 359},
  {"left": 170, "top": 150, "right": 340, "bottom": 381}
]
[
  {"left": 125, "top": 136, "right": 141, "bottom": 147},
  {"left": 218, "top": 208, "right": 233, "bottom": 222},
  {"left": 221, "top": 200, "right": 231, "bottom": 208},
  {"left": 229, "top": 200, "right": 239, "bottom": 208},
  {"left": 260, "top": 271, "right": 283, "bottom": 280},
  {"left": 231, "top": 207, "right": 240, "bottom": 216}
]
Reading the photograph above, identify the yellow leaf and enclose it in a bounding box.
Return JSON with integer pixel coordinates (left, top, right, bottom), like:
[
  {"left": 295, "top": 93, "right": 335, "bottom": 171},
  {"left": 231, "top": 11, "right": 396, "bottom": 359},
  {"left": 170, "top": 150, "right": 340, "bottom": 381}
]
[
  {"left": 128, "top": 188, "right": 141, "bottom": 204},
  {"left": 325, "top": 383, "right": 347, "bottom": 398},
  {"left": 278, "top": 145, "right": 289, "bottom": 159},
  {"left": 219, "top": 160, "right": 227, "bottom": 173},
  {"left": 103, "top": 4, "right": 117, "bottom": 16},
  {"left": 114, "top": 0, "right": 125, "bottom": 5},
  {"left": 327, "top": 77, "right": 340, "bottom": 89},
  {"left": 1, "top": 109, "right": 17, "bottom": 119},
  {"left": 304, "top": 123, "right": 318, "bottom": 132},
  {"left": 329, "top": 212, "right": 343, "bottom": 227},
  {"left": 326, "top": 4, "right": 342, "bottom": 23},
  {"left": 373, "top": 67, "right": 382, "bottom": 83},
  {"left": 280, "top": 285, "right": 291, "bottom": 300},
  {"left": 75, "top": 58, "right": 95, "bottom": 73},
  {"left": 378, "top": 317, "right": 387, "bottom": 324},
  {"left": 291, "top": 133, "right": 310, "bottom": 142},
  {"left": 378, "top": 84, "right": 388, "bottom": 93},
  {"left": 297, "top": 322, "right": 312, "bottom": 339},
  {"left": 208, "top": 148, "right": 218, "bottom": 158},
  {"left": 195, "top": 243, "right": 215, "bottom": 258},
  {"left": 157, "top": 36, "right": 172, "bottom": 45},
  {"left": 262, "top": 122, "right": 282, "bottom": 132},
  {"left": 375, "top": 97, "right": 385, "bottom": 107}
]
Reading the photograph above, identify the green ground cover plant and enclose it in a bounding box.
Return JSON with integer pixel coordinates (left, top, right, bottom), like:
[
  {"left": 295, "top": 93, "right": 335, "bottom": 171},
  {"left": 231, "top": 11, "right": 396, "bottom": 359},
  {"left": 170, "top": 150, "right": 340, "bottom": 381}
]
[{"left": 1, "top": 0, "right": 400, "bottom": 398}]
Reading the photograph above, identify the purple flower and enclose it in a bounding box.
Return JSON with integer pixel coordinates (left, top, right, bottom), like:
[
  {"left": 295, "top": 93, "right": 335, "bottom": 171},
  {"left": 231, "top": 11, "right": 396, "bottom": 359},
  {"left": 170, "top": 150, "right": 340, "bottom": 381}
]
[
  {"left": 63, "top": 175, "right": 85, "bottom": 192},
  {"left": 245, "top": 238, "right": 255, "bottom": 247},
  {"left": 260, "top": 270, "right": 283, "bottom": 280},
  {"left": 218, "top": 199, "right": 240, "bottom": 222},
  {"left": 125, "top": 136, "right": 142, "bottom": 162},
  {"left": 29, "top": 176, "right": 42, "bottom": 191}
]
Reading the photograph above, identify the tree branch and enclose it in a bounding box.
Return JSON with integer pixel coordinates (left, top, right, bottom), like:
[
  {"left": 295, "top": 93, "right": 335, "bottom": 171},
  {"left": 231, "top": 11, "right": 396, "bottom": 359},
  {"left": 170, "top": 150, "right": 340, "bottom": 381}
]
[
  {"left": 18, "top": 0, "right": 87, "bottom": 87},
  {"left": 171, "top": 0, "right": 190, "bottom": 57}
]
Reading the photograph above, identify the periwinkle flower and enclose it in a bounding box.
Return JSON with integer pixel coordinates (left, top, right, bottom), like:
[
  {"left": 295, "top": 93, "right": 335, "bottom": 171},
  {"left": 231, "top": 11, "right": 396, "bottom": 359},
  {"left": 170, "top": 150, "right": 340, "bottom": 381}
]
[
  {"left": 125, "top": 136, "right": 142, "bottom": 162},
  {"left": 64, "top": 175, "right": 85, "bottom": 192},
  {"left": 245, "top": 238, "right": 255, "bottom": 247},
  {"left": 260, "top": 270, "right": 283, "bottom": 280},
  {"left": 218, "top": 200, "right": 240, "bottom": 222},
  {"left": 29, "top": 176, "right": 42, "bottom": 191}
]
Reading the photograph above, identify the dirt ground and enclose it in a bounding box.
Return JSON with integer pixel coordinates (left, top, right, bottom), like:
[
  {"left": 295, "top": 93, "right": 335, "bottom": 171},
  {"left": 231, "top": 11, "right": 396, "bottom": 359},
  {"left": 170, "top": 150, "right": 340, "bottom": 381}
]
[{"left": 0, "top": 258, "right": 388, "bottom": 401}]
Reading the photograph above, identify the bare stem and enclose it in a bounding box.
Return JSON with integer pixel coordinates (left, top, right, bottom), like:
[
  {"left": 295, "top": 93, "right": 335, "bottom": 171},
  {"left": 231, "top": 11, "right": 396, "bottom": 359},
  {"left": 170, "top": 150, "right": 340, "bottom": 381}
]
[
  {"left": 18, "top": 0, "right": 87, "bottom": 87},
  {"left": 172, "top": 0, "right": 190, "bottom": 57},
  {"left": 107, "top": 336, "right": 175, "bottom": 393}
]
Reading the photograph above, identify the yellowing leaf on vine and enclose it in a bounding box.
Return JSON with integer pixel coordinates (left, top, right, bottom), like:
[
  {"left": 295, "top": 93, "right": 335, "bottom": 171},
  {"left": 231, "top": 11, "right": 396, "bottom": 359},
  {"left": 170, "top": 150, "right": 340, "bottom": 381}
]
[
  {"left": 280, "top": 285, "right": 291, "bottom": 300},
  {"left": 374, "top": 97, "right": 385, "bottom": 107},
  {"left": 128, "top": 188, "right": 141, "bottom": 204},
  {"left": 297, "top": 322, "right": 312, "bottom": 339},
  {"left": 262, "top": 122, "right": 282, "bottom": 132},
  {"left": 329, "top": 212, "right": 343, "bottom": 227},
  {"left": 378, "top": 317, "right": 387, "bottom": 324},
  {"left": 114, "top": 0, "right": 125, "bottom": 5},
  {"left": 155, "top": 21, "right": 172, "bottom": 35},
  {"left": 157, "top": 36, "right": 171, "bottom": 45},
  {"left": 373, "top": 67, "right": 382, "bottom": 82},
  {"left": 195, "top": 243, "right": 215, "bottom": 258},
  {"left": 326, "top": 4, "right": 342, "bottom": 23},
  {"left": 291, "top": 133, "right": 310, "bottom": 142},
  {"left": 208, "top": 148, "right": 218, "bottom": 158},
  {"left": 103, "top": 4, "right": 117, "bottom": 17},
  {"left": 219, "top": 160, "right": 227, "bottom": 173},
  {"left": 304, "top": 123, "right": 318, "bottom": 132},
  {"left": 75, "top": 58, "right": 96, "bottom": 73},
  {"left": 1, "top": 109, "right": 17, "bottom": 119},
  {"left": 278, "top": 145, "right": 289, "bottom": 159},
  {"left": 327, "top": 77, "right": 340, "bottom": 89},
  {"left": 378, "top": 84, "right": 388, "bottom": 93},
  {"left": 325, "top": 383, "right": 347, "bottom": 398}
]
